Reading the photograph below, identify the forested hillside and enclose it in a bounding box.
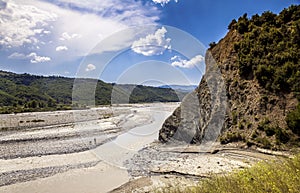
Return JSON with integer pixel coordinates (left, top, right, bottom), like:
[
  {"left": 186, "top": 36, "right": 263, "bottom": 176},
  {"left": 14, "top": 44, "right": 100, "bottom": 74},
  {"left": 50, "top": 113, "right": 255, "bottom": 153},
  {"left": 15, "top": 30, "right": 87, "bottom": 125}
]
[{"left": 0, "top": 71, "right": 182, "bottom": 114}]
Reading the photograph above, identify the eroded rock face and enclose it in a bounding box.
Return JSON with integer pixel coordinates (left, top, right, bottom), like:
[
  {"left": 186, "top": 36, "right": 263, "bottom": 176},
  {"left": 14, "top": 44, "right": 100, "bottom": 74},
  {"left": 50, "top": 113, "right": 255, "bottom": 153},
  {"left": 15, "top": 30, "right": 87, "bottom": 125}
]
[
  {"left": 159, "top": 29, "right": 298, "bottom": 148},
  {"left": 159, "top": 91, "right": 201, "bottom": 144},
  {"left": 159, "top": 51, "right": 227, "bottom": 144}
]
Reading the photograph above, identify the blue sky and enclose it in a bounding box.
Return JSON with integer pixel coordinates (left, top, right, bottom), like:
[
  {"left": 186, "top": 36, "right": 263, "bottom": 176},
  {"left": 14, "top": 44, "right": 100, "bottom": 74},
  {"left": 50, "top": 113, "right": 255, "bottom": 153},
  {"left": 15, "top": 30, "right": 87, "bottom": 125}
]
[{"left": 0, "top": 0, "right": 298, "bottom": 86}]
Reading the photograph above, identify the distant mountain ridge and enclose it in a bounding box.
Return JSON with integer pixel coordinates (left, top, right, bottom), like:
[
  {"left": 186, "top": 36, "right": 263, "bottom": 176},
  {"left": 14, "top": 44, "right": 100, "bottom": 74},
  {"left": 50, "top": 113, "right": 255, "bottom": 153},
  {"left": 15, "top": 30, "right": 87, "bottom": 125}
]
[
  {"left": 0, "top": 70, "right": 185, "bottom": 114},
  {"left": 158, "top": 85, "right": 197, "bottom": 93}
]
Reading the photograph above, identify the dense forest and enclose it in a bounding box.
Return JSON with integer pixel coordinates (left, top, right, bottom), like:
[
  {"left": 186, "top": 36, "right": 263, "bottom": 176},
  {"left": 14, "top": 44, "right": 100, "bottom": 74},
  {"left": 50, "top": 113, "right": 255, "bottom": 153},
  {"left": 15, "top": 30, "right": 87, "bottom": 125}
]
[{"left": 0, "top": 71, "right": 184, "bottom": 114}]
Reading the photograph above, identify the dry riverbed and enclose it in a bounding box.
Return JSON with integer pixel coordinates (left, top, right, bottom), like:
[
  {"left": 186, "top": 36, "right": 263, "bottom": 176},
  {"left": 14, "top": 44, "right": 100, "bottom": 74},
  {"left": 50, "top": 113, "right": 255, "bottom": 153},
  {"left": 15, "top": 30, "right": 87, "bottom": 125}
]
[
  {"left": 0, "top": 103, "right": 179, "bottom": 193},
  {"left": 0, "top": 102, "right": 293, "bottom": 193},
  {"left": 112, "top": 142, "right": 293, "bottom": 193}
]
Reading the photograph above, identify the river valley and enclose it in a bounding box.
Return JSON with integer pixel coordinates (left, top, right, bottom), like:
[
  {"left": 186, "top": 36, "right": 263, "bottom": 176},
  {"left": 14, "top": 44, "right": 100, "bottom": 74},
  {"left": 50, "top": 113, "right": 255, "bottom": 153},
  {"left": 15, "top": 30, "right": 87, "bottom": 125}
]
[{"left": 0, "top": 103, "right": 290, "bottom": 193}]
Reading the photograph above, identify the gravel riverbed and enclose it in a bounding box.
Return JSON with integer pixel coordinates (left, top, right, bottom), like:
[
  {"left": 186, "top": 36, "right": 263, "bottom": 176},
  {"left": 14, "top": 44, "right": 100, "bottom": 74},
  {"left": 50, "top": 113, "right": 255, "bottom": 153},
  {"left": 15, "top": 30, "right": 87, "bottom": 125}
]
[{"left": 0, "top": 103, "right": 179, "bottom": 193}]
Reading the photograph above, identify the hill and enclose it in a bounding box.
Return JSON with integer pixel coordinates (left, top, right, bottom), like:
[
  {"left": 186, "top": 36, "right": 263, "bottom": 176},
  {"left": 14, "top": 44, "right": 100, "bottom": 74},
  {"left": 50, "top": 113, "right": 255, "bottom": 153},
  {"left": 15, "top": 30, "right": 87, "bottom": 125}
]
[
  {"left": 159, "top": 5, "right": 300, "bottom": 150},
  {"left": 158, "top": 85, "right": 197, "bottom": 93},
  {"left": 0, "top": 71, "right": 183, "bottom": 114}
]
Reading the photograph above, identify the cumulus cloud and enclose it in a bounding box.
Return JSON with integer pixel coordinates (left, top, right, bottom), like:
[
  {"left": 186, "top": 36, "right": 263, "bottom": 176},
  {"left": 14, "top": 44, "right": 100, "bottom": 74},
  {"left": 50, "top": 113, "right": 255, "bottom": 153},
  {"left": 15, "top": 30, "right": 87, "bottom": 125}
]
[
  {"left": 8, "top": 52, "right": 51, "bottom": 63},
  {"left": 85, "top": 63, "right": 96, "bottom": 72},
  {"left": 131, "top": 27, "right": 171, "bottom": 56},
  {"left": 152, "top": 0, "right": 178, "bottom": 6},
  {"left": 27, "top": 52, "right": 51, "bottom": 63},
  {"left": 171, "top": 55, "right": 204, "bottom": 68},
  {"left": 56, "top": 45, "right": 68, "bottom": 51},
  {"left": 43, "top": 30, "right": 51, "bottom": 34},
  {"left": 0, "top": 0, "right": 57, "bottom": 48},
  {"left": 59, "top": 32, "right": 81, "bottom": 41}
]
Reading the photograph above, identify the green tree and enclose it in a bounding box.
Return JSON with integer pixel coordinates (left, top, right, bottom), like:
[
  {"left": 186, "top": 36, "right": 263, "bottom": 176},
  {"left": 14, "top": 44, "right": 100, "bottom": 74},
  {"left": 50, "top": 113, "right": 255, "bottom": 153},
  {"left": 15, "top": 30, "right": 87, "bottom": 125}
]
[
  {"left": 47, "top": 99, "right": 56, "bottom": 108},
  {"left": 228, "top": 19, "right": 237, "bottom": 30},
  {"left": 237, "top": 13, "right": 249, "bottom": 34}
]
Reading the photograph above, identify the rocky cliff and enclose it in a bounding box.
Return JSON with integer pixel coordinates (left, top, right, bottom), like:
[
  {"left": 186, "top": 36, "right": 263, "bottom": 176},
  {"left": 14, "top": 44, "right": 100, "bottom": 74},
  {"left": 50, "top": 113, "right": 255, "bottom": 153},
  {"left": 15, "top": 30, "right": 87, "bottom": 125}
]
[{"left": 159, "top": 6, "right": 300, "bottom": 150}]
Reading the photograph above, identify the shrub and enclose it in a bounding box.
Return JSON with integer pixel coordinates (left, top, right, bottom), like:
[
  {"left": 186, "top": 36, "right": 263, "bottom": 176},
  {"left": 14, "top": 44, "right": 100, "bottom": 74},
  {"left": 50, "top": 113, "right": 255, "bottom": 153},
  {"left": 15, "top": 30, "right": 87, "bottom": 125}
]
[
  {"left": 275, "top": 127, "right": 290, "bottom": 144},
  {"left": 257, "top": 118, "right": 271, "bottom": 131},
  {"left": 286, "top": 104, "right": 300, "bottom": 135},
  {"left": 232, "top": 111, "right": 238, "bottom": 125},
  {"left": 251, "top": 131, "right": 258, "bottom": 139},
  {"left": 228, "top": 19, "right": 237, "bottom": 30},
  {"left": 220, "top": 132, "right": 245, "bottom": 144},
  {"left": 264, "top": 126, "right": 276, "bottom": 136},
  {"left": 209, "top": 42, "right": 217, "bottom": 48},
  {"left": 238, "top": 122, "right": 245, "bottom": 130},
  {"left": 255, "top": 137, "right": 272, "bottom": 149},
  {"left": 237, "top": 13, "right": 249, "bottom": 34}
]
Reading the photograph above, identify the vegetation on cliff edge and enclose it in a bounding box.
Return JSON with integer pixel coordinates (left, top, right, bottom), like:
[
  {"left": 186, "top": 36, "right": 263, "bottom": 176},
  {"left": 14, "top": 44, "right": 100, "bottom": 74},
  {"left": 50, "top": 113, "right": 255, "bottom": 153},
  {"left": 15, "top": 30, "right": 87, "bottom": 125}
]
[
  {"left": 219, "top": 5, "right": 300, "bottom": 149},
  {"left": 232, "top": 5, "right": 300, "bottom": 97}
]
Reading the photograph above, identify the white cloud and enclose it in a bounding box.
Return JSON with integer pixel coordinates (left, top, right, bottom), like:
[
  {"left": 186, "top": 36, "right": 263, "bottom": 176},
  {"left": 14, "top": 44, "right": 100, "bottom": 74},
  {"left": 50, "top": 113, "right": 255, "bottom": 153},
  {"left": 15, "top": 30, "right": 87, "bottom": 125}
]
[
  {"left": 33, "top": 29, "right": 44, "bottom": 34},
  {"left": 85, "top": 63, "right": 96, "bottom": 72},
  {"left": 0, "top": 0, "right": 57, "bottom": 48},
  {"left": 38, "top": 0, "right": 159, "bottom": 58},
  {"left": 152, "top": 0, "right": 178, "bottom": 6},
  {"left": 51, "top": 0, "right": 159, "bottom": 26},
  {"left": 27, "top": 52, "right": 51, "bottom": 63},
  {"left": 131, "top": 27, "right": 171, "bottom": 56},
  {"left": 8, "top": 52, "right": 26, "bottom": 59},
  {"left": 56, "top": 45, "right": 68, "bottom": 51},
  {"left": 8, "top": 51, "right": 51, "bottom": 63},
  {"left": 43, "top": 30, "right": 51, "bottom": 34},
  {"left": 171, "top": 55, "right": 204, "bottom": 68},
  {"left": 170, "top": 55, "right": 179, "bottom": 61},
  {"left": 1, "top": 0, "right": 161, "bottom": 65},
  {"left": 59, "top": 32, "right": 81, "bottom": 41}
]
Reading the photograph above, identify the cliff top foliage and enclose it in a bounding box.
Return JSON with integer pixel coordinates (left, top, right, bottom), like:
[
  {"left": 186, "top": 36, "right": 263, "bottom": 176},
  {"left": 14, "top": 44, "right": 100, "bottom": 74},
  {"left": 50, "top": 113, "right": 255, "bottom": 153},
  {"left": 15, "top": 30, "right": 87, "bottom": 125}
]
[
  {"left": 210, "top": 5, "right": 300, "bottom": 149},
  {"left": 231, "top": 5, "right": 300, "bottom": 99}
]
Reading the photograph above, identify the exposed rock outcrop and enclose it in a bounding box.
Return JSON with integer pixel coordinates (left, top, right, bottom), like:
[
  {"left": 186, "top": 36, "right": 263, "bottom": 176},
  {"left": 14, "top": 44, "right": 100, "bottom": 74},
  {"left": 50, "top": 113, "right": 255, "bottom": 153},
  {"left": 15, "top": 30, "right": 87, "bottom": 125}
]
[
  {"left": 159, "top": 28, "right": 299, "bottom": 149},
  {"left": 159, "top": 48, "right": 228, "bottom": 146}
]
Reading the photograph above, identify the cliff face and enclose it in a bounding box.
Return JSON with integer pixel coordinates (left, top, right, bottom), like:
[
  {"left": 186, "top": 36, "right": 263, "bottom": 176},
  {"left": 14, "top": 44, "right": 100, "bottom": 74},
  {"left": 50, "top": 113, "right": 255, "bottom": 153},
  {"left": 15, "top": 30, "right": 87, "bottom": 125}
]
[
  {"left": 159, "top": 21, "right": 299, "bottom": 149},
  {"left": 159, "top": 30, "right": 236, "bottom": 146}
]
